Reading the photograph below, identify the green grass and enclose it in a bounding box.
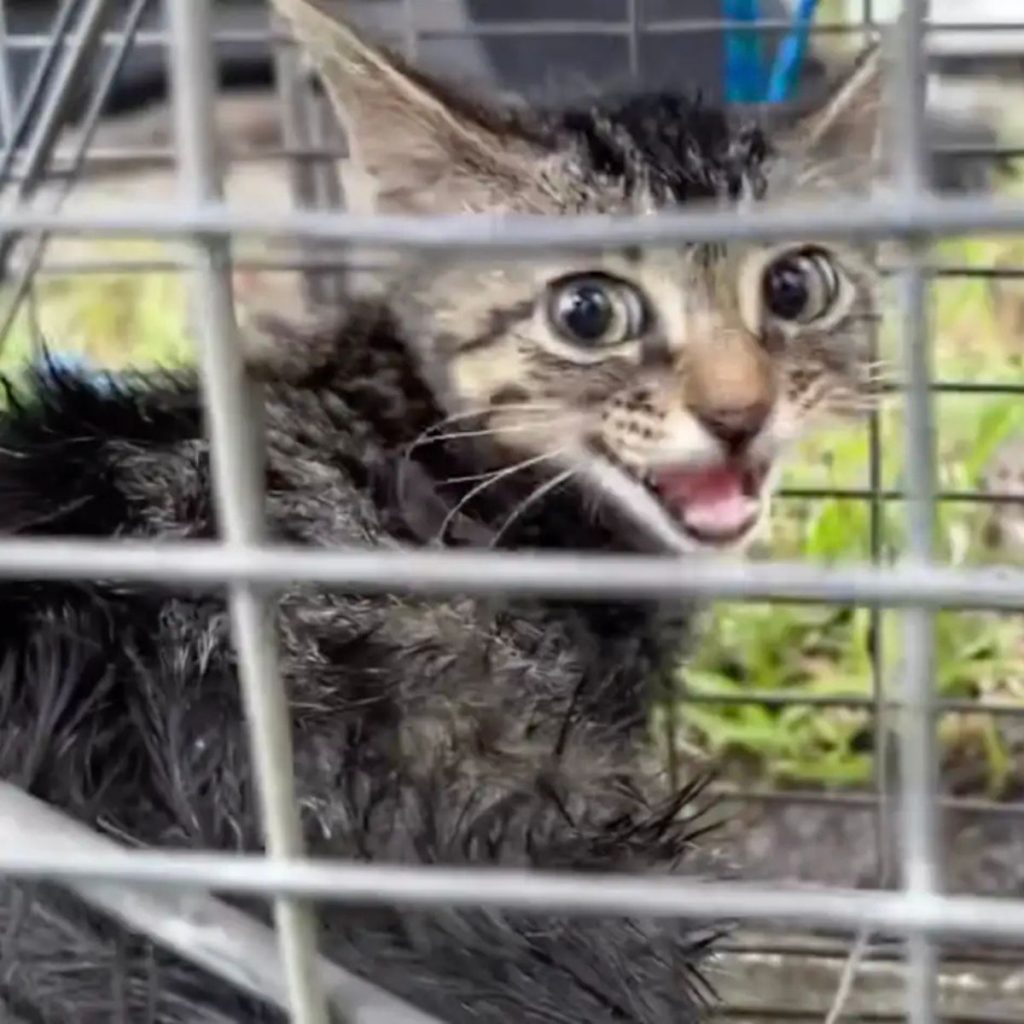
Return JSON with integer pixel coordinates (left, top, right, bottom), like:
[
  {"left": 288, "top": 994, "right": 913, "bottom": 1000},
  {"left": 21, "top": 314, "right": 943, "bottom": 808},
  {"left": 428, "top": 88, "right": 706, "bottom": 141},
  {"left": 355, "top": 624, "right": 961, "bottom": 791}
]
[
  {"left": 678, "top": 227, "right": 1024, "bottom": 797},
  {"left": 1, "top": 240, "right": 193, "bottom": 378},
  {"left": 6, "top": 193, "right": 1024, "bottom": 799},
  {"left": 671, "top": 93, "right": 1024, "bottom": 796}
]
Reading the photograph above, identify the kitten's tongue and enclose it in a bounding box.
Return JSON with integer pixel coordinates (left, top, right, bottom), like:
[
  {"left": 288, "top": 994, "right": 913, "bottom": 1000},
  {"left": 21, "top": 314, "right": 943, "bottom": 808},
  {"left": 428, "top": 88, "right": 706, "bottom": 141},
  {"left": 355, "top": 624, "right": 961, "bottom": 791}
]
[{"left": 653, "top": 464, "right": 758, "bottom": 539}]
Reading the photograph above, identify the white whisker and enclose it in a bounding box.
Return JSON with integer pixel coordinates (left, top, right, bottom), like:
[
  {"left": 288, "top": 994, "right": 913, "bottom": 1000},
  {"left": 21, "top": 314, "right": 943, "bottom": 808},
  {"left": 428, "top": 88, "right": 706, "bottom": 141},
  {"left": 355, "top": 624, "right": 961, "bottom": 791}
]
[
  {"left": 441, "top": 466, "right": 520, "bottom": 486},
  {"left": 426, "top": 417, "right": 573, "bottom": 454},
  {"left": 401, "top": 403, "right": 564, "bottom": 462},
  {"left": 434, "top": 447, "right": 570, "bottom": 544},
  {"left": 397, "top": 406, "right": 569, "bottom": 508},
  {"left": 490, "top": 468, "right": 577, "bottom": 548},
  {"left": 796, "top": 378, "right": 830, "bottom": 415}
]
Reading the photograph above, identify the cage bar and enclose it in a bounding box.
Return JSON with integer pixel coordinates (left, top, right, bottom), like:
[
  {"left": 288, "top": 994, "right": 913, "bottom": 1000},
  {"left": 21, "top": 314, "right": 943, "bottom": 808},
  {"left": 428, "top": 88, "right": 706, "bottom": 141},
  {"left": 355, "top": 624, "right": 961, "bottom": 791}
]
[
  {"left": 892, "top": 1, "right": 940, "bottom": 1018},
  {"left": 165, "top": 2, "right": 328, "bottom": 1022},
  {"left": 0, "top": 782, "right": 441, "bottom": 1024},
  {"left": 0, "top": 2, "right": 1023, "bottom": 1023},
  {"left": 0, "top": 1, "right": 14, "bottom": 140},
  {"left": 0, "top": 535, "right": 1024, "bottom": 607},
  {"left": 0, "top": 846, "right": 1020, "bottom": 944},
  {"left": 12, "top": 189, "right": 1024, "bottom": 248}
]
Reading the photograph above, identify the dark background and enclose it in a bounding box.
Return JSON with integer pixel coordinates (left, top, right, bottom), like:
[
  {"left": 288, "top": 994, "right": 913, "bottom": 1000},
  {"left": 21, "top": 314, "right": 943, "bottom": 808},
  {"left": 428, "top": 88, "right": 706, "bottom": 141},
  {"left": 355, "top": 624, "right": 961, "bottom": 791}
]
[
  {"left": 0, "top": 0, "right": 824, "bottom": 121},
  {"left": 0, "top": 0, "right": 1004, "bottom": 192}
]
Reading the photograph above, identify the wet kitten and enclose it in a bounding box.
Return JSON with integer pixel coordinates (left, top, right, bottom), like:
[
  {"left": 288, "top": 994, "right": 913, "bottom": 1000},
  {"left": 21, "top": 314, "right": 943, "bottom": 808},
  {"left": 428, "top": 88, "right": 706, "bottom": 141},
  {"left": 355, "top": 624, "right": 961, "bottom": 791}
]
[
  {"left": 266, "top": 0, "right": 883, "bottom": 556},
  {"left": 0, "top": 3, "right": 887, "bottom": 1021}
]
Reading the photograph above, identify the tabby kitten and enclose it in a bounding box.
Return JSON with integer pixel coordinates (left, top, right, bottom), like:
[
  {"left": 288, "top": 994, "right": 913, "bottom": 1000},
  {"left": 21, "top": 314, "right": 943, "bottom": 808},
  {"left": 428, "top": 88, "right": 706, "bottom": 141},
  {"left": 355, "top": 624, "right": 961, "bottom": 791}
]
[
  {"left": 0, "top": 3, "right": 888, "bottom": 1022},
  {"left": 267, "top": 0, "right": 884, "bottom": 556}
]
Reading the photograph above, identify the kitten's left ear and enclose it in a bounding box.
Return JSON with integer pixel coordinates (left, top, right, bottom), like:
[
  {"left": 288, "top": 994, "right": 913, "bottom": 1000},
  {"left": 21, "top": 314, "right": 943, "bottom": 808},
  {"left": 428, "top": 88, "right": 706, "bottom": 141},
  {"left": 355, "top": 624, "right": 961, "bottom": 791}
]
[
  {"left": 777, "top": 42, "right": 890, "bottom": 190},
  {"left": 801, "top": 45, "right": 884, "bottom": 158},
  {"left": 271, "top": 0, "right": 545, "bottom": 214}
]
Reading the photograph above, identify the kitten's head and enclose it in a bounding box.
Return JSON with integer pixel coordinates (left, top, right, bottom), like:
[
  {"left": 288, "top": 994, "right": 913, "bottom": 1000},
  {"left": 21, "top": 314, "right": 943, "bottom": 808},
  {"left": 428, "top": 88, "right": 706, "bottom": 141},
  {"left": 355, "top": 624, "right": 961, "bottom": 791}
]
[{"left": 275, "top": 0, "right": 886, "bottom": 554}]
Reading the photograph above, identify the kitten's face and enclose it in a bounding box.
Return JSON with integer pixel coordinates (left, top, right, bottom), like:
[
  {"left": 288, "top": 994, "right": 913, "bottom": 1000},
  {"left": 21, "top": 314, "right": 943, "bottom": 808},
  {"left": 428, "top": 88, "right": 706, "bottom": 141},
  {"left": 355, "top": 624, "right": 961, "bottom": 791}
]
[
  {"left": 275, "top": 0, "right": 886, "bottom": 554},
  {"left": 402, "top": 238, "right": 878, "bottom": 552}
]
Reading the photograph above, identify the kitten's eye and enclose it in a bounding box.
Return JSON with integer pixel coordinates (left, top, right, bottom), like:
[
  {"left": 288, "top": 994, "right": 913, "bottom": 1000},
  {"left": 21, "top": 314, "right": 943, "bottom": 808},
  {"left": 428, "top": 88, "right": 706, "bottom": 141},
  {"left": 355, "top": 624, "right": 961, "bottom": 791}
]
[
  {"left": 762, "top": 248, "right": 841, "bottom": 325},
  {"left": 547, "top": 275, "right": 647, "bottom": 347}
]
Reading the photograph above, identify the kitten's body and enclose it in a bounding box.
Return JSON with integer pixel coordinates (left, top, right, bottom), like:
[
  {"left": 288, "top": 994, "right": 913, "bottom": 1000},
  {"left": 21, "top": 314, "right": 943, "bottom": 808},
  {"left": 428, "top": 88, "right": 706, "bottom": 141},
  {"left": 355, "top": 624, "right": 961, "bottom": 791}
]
[
  {"left": 0, "top": 311, "right": 706, "bottom": 1024},
  {"left": 0, "top": 3, "right": 887, "bottom": 1021}
]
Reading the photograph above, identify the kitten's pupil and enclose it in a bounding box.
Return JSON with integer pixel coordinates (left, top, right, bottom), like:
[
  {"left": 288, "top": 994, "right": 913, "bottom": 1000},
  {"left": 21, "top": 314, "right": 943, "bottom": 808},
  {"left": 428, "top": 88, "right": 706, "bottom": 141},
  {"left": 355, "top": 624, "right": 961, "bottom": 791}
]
[
  {"left": 763, "top": 257, "right": 810, "bottom": 321},
  {"left": 560, "top": 283, "right": 613, "bottom": 343}
]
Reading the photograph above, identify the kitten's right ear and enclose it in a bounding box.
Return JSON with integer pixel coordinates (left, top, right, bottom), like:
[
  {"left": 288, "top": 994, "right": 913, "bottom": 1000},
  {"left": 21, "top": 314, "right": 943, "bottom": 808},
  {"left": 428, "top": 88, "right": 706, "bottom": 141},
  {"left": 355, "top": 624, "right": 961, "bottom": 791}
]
[{"left": 271, "top": 0, "right": 544, "bottom": 214}]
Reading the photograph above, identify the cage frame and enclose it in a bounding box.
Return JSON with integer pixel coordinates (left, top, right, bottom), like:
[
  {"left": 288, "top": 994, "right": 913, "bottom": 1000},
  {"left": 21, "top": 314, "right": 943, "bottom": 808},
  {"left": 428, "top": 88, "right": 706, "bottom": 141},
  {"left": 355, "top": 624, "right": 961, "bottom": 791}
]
[{"left": 0, "top": 2, "right": 1023, "bottom": 1023}]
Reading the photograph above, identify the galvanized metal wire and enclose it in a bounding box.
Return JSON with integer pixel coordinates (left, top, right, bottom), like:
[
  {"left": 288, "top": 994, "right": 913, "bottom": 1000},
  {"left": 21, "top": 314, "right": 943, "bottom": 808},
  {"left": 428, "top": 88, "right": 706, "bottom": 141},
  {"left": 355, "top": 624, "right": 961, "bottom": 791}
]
[
  {"left": 167, "top": 2, "right": 328, "bottom": 1020},
  {"left": 1, "top": 2, "right": 1024, "bottom": 1024}
]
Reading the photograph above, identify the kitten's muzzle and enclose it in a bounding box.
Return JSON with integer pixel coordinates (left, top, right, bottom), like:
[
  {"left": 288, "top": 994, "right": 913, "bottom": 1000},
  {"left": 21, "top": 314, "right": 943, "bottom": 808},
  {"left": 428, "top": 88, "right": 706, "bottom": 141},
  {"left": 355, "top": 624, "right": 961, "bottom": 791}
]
[{"left": 682, "top": 330, "right": 776, "bottom": 456}]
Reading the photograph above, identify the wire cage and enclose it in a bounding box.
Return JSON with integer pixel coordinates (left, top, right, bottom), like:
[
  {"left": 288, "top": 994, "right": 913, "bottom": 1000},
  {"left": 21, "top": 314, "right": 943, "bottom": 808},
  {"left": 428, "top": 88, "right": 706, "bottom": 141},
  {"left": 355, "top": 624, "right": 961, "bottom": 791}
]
[{"left": 2, "top": 1, "right": 1024, "bottom": 1022}]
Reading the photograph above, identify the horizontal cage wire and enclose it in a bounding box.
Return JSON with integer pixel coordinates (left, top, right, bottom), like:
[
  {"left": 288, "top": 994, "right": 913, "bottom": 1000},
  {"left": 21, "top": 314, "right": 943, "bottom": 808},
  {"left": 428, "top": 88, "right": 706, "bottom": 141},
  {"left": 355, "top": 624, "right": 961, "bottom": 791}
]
[{"left": 0, "top": 1, "right": 1023, "bottom": 1024}]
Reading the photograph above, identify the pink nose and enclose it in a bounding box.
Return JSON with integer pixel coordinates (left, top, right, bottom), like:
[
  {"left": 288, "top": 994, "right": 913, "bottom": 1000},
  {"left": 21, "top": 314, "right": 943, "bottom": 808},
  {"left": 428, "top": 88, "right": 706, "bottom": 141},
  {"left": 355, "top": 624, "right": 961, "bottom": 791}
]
[{"left": 696, "top": 401, "right": 770, "bottom": 452}]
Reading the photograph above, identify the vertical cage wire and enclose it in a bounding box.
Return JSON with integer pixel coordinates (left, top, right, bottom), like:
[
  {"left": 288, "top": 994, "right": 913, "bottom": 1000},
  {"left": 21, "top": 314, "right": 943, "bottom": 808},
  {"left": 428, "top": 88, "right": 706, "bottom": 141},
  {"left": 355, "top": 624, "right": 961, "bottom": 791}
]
[
  {"left": 272, "top": 22, "right": 322, "bottom": 265},
  {"left": 0, "top": 0, "right": 14, "bottom": 144},
  {"left": 272, "top": 23, "right": 346, "bottom": 309},
  {"left": 306, "top": 79, "right": 346, "bottom": 305},
  {"left": 626, "top": 0, "right": 642, "bottom": 83},
  {"left": 165, "top": 2, "right": 328, "bottom": 1022},
  {"left": 855, "top": 0, "right": 895, "bottom": 912},
  {"left": 867, "top": 365, "right": 893, "bottom": 883},
  {"left": 0, "top": 1, "right": 1024, "bottom": 1022},
  {"left": 893, "top": 3, "right": 940, "bottom": 1022},
  {"left": 402, "top": 0, "right": 418, "bottom": 60}
]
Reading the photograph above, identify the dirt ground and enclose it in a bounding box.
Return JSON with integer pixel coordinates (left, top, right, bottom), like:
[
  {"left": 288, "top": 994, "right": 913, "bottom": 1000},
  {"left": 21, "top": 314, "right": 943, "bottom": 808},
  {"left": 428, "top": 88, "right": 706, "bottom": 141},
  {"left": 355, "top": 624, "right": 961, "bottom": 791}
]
[{"left": 715, "top": 797, "right": 1024, "bottom": 897}]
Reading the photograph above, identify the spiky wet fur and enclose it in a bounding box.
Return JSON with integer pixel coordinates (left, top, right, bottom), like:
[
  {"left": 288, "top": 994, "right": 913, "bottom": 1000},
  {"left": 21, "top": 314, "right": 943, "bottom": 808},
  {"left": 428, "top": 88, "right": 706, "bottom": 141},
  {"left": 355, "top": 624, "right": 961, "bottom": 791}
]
[
  {"left": 0, "top": 312, "right": 719, "bottom": 1024},
  {"left": 0, "top": 11, "right": 887, "bottom": 1019}
]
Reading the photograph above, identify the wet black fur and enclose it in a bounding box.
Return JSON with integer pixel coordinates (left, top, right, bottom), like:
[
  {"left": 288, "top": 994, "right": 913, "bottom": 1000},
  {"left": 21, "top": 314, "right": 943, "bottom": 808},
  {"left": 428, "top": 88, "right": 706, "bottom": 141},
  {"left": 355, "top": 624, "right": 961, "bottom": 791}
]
[
  {"left": 553, "top": 93, "right": 771, "bottom": 204},
  {"left": 0, "top": 91, "right": 772, "bottom": 1024}
]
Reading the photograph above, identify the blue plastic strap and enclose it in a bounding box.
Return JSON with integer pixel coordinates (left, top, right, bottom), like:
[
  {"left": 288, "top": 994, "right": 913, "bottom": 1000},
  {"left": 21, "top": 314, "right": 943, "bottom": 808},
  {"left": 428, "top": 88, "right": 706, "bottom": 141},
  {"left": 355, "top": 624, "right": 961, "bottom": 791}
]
[
  {"left": 723, "top": 0, "right": 767, "bottom": 104},
  {"left": 765, "top": 0, "right": 821, "bottom": 103},
  {"left": 723, "top": 0, "right": 820, "bottom": 105}
]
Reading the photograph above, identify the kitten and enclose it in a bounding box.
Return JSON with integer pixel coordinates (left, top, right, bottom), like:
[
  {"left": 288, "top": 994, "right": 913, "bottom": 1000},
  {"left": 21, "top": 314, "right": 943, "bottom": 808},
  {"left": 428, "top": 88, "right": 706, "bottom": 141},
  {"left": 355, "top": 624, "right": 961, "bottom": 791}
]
[
  {"left": 265, "top": 0, "right": 882, "bottom": 556},
  {"left": 0, "top": 2, "right": 886, "bottom": 1021}
]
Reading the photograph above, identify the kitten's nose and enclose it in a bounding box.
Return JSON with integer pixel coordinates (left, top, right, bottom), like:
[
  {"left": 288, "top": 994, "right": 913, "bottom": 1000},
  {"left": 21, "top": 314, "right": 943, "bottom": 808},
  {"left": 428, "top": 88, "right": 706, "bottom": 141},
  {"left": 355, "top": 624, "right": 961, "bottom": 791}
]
[{"left": 696, "top": 402, "right": 770, "bottom": 452}]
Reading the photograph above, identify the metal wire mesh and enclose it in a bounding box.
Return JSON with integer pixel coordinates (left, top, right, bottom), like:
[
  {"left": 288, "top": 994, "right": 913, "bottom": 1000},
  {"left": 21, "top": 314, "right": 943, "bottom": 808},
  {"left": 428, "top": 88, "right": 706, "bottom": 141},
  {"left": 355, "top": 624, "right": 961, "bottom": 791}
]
[{"left": 1, "top": 1, "right": 1024, "bottom": 1023}]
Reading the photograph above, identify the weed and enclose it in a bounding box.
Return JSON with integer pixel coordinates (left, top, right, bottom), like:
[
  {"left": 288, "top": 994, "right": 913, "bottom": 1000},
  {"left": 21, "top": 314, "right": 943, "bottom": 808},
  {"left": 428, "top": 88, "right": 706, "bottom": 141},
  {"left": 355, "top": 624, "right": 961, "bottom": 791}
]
[{"left": 681, "top": 229, "right": 1024, "bottom": 796}]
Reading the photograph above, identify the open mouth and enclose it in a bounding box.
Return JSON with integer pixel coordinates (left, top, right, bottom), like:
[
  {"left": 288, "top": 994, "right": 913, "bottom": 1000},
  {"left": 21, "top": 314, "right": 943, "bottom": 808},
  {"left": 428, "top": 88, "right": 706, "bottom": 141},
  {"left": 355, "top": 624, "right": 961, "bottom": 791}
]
[
  {"left": 584, "top": 442, "right": 771, "bottom": 552},
  {"left": 645, "top": 461, "right": 768, "bottom": 547}
]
